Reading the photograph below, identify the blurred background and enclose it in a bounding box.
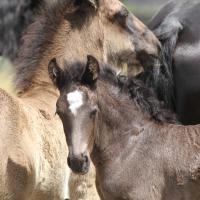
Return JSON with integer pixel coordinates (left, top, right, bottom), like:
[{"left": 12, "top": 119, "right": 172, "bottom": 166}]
[
  {"left": 0, "top": 58, "right": 15, "bottom": 93},
  {"left": 124, "top": 0, "right": 166, "bottom": 23},
  {"left": 0, "top": 0, "right": 167, "bottom": 93}
]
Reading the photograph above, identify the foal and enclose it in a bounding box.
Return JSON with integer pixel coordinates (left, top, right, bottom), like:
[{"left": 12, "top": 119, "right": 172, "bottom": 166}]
[{"left": 49, "top": 56, "right": 200, "bottom": 200}]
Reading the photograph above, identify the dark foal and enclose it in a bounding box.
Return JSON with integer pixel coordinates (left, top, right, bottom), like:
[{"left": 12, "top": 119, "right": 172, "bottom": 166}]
[{"left": 49, "top": 56, "right": 200, "bottom": 200}]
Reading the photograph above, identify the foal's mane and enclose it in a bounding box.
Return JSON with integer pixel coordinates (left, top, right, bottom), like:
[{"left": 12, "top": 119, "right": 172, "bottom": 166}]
[{"left": 66, "top": 62, "right": 177, "bottom": 123}]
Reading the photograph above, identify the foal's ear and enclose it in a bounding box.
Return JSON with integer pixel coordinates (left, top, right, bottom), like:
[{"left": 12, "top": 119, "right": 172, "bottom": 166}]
[
  {"left": 81, "top": 55, "right": 100, "bottom": 87},
  {"left": 48, "top": 58, "right": 65, "bottom": 90}
]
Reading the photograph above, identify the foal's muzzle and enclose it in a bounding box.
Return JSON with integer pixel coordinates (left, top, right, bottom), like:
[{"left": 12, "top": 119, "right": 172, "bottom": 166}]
[{"left": 68, "top": 153, "right": 90, "bottom": 174}]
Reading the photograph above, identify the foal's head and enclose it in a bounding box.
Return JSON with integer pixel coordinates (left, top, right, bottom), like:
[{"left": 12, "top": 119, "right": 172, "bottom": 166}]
[
  {"left": 48, "top": 54, "right": 177, "bottom": 174},
  {"left": 48, "top": 56, "right": 101, "bottom": 174}
]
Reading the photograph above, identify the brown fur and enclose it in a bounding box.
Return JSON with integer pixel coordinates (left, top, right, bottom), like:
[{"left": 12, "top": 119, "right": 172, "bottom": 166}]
[
  {"left": 55, "top": 58, "right": 200, "bottom": 200},
  {"left": 15, "top": 0, "right": 160, "bottom": 94},
  {"left": 0, "top": 0, "right": 161, "bottom": 199}
]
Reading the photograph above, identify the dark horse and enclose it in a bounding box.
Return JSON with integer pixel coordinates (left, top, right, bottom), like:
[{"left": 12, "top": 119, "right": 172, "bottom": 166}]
[
  {"left": 142, "top": 0, "right": 200, "bottom": 125},
  {"left": 49, "top": 55, "right": 200, "bottom": 200}
]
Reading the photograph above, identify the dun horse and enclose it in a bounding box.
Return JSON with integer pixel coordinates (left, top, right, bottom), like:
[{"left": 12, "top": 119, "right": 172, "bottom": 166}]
[
  {"left": 0, "top": 0, "right": 161, "bottom": 199},
  {"left": 50, "top": 55, "right": 200, "bottom": 200}
]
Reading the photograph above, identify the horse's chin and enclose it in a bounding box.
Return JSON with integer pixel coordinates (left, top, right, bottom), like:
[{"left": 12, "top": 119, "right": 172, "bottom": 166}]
[{"left": 71, "top": 167, "right": 90, "bottom": 175}]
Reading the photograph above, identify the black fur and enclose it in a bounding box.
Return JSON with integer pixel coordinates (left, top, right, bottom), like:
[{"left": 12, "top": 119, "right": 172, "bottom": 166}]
[
  {"left": 142, "top": 0, "right": 200, "bottom": 124},
  {"left": 136, "top": 22, "right": 181, "bottom": 112},
  {"left": 143, "top": 1, "right": 183, "bottom": 112}
]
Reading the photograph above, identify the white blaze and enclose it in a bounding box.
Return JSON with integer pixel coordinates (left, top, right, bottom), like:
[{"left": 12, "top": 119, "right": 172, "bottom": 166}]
[{"left": 67, "top": 90, "right": 84, "bottom": 115}]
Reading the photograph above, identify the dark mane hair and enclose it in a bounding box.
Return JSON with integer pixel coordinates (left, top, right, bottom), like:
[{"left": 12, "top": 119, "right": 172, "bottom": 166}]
[
  {"left": 139, "top": 0, "right": 183, "bottom": 112},
  {"left": 65, "top": 61, "right": 177, "bottom": 123},
  {"left": 121, "top": 75, "right": 177, "bottom": 123},
  {"left": 102, "top": 66, "right": 177, "bottom": 124}
]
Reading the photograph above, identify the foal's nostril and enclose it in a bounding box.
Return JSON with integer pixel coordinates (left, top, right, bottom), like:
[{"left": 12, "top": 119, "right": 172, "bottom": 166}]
[
  {"left": 84, "top": 155, "right": 88, "bottom": 163},
  {"left": 82, "top": 153, "right": 89, "bottom": 163},
  {"left": 82, "top": 154, "right": 90, "bottom": 172}
]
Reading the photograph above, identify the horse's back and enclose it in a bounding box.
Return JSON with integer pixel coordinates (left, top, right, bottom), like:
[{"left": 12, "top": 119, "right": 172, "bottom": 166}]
[
  {"left": 0, "top": 88, "right": 23, "bottom": 151},
  {"left": 0, "top": 88, "right": 26, "bottom": 148}
]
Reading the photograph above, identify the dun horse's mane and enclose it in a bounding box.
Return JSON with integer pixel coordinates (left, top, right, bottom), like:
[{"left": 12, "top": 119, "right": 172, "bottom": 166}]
[
  {"left": 66, "top": 62, "right": 177, "bottom": 123},
  {"left": 15, "top": 1, "right": 70, "bottom": 92}
]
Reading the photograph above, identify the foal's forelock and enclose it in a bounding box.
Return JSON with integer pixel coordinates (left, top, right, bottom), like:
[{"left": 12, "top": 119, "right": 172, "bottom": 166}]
[{"left": 67, "top": 90, "right": 84, "bottom": 115}]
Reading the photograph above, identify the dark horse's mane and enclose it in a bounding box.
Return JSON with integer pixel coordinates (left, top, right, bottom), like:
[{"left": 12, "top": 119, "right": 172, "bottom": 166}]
[
  {"left": 137, "top": 0, "right": 183, "bottom": 112},
  {"left": 65, "top": 62, "right": 177, "bottom": 124},
  {"left": 0, "top": 0, "right": 43, "bottom": 60}
]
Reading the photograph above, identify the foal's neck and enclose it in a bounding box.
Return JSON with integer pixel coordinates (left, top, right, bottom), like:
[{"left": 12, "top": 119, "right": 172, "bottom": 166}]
[{"left": 92, "top": 81, "right": 152, "bottom": 161}]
